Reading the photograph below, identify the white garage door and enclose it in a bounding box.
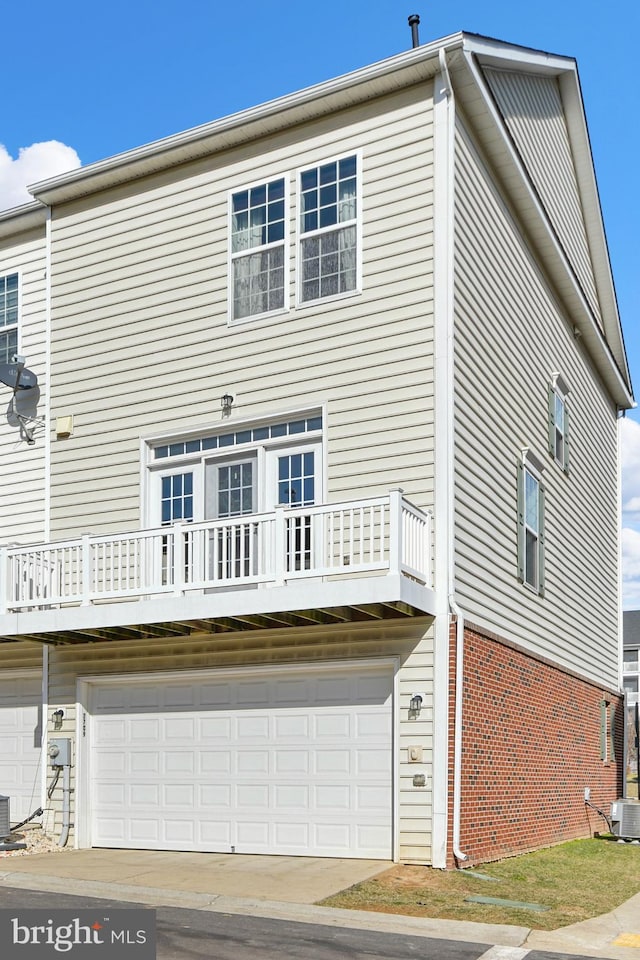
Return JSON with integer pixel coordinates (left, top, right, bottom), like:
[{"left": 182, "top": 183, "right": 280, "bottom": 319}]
[
  {"left": 88, "top": 663, "right": 393, "bottom": 858},
  {"left": 0, "top": 672, "right": 42, "bottom": 823}
]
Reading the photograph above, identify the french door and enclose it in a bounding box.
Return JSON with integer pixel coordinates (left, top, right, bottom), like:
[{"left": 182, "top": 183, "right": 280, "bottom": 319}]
[
  {"left": 152, "top": 439, "right": 321, "bottom": 586},
  {"left": 205, "top": 457, "right": 257, "bottom": 581}
]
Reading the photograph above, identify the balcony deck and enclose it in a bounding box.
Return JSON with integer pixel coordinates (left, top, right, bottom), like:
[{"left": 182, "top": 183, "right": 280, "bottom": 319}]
[{"left": 0, "top": 491, "right": 435, "bottom": 644}]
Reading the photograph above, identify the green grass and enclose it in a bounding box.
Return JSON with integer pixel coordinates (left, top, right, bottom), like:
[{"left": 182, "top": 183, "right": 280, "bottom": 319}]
[{"left": 320, "top": 838, "right": 640, "bottom": 930}]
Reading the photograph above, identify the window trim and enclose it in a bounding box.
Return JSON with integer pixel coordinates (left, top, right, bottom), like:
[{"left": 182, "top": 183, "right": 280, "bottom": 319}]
[
  {"left": 548, "top": 373, "right": 570, "bottom": 473},
  {"left": 227, "top": 174, "right": 290, "bottom": 326},
  {"left": 0, "top": 270, "right": 21, "bottom": 365},
  {"left": 517, "top": 448, "right": 545, "bottom": 595},
  {"left": 295, "top": 150, "right": 363, "bottom": 308}
]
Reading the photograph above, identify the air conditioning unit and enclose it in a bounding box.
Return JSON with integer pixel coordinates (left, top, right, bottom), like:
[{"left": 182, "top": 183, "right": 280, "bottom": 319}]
[
  {"left": 0, "top": 795, "right": 10, "bottom": 840},
  {"left": 611, "top": 800, "right": 640, "bottom": 839}
]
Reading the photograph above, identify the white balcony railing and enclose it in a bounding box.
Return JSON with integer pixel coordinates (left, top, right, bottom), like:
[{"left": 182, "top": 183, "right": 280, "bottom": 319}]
[{"left": 0, "top": 492, "right": 431, "bottom": 613}]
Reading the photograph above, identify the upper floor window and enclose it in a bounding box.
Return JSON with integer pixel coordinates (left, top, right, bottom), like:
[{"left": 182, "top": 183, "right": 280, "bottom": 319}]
[
  {"left": 230, "top": 178, "right": 286, "bottom": 321},
  {"left": 548, "top": 374, "right": 570, "bottom": 473},
  {"left": 517, "top": 450, "right": 545, "bottom": 595},
  {"left": 299, "top": 155, "right": 358, "bottom": 304},
  {"left": 0, "top": 273, "right": 18, "bottom": 363}
]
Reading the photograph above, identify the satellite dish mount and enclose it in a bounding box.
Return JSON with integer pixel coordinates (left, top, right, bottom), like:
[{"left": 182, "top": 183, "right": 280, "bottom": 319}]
[{"left": 0, "top": 355, "right": 42, "bottom": 445}]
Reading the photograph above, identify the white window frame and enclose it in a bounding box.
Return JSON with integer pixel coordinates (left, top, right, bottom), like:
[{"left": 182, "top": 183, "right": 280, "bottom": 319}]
[
  {"left": 518, "top": 448, "right": 545, "bottom": 595},
  {"left": 0, "top": 270, "right": 20, "bottom": 364},
  {"left": 228, "top": 174, "right": 289, "bottom": 325},
  {"left": 296, "top": 151, "right": 362, "bottom": 308},
  {"left": 549, "top": 373, "right": 570, "bottom": 473}
]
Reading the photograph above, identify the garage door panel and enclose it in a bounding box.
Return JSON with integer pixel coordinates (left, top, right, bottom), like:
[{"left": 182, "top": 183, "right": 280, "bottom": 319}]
[
  {"left": 0, "top": 674, "right": 42, "bottom": 823},
  {"left": 90, "top": 664, "right": 393, "bottom": 858}
]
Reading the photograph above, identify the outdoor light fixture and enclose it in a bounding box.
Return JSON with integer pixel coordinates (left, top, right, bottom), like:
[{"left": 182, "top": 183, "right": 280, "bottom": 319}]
[
  {"left": 52, "top": 709, "right": 64, "bottom": 724},
  {"left": 409, "top": 694, "right": 423, "bottom": 714},
  {"left": 221, "top": 393, "right": 234, "bottom": 414}
]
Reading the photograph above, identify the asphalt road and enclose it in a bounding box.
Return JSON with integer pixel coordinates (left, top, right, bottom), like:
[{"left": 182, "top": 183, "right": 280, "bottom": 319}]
[{"left": 0, "top": 885, "right": 596, "bottom": 960}]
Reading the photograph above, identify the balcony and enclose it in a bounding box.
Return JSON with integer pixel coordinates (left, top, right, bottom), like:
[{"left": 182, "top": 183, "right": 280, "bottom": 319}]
[{"left": 0, "top": 491, "right": 435, "bottom": 643}]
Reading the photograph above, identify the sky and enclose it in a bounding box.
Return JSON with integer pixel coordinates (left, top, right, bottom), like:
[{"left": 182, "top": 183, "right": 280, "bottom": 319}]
[{"left": 2, "top": 0, "right": 640, "bottom": 602}]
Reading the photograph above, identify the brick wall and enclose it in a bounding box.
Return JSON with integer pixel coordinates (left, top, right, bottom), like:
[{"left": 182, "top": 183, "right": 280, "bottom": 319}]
[{"left": 447, "top": 622, "right": 624, "bottom": 867}]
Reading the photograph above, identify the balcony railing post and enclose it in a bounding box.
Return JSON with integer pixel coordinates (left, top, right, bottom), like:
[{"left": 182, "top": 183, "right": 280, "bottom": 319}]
[
  {"left": 389, "top": 488, "right": 404, "bottom": 576},
  {"left": 0, "top": 546, "right": 7, "bottom": 614},
  {"left": 274, "top": 507, "right": 286, "bottom": 585},
  {"left": 81, "top": 534, "right": 92, "bottom": 606},
  {"left": 172, "top": 523, "right": 185, "bottom": 596}
]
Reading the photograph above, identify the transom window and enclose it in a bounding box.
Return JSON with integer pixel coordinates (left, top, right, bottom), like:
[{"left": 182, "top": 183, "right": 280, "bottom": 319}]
[
  {"left": 299, "top": 155, "right": 358, "bottom": 303},
  {"left": 0, "top": 273, "right": 18, "bottom": 364},
  {"left": 230, "top": 178, "right": 286, "bottom": 320}
]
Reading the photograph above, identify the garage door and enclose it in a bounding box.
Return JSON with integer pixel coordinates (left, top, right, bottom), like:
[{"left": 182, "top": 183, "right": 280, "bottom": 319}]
[
  {"left": 88, "top": 663, "right": 393, "bottom": 858},
  {"left": 0, "top": 672, "right": 42, "bottom": 823}
]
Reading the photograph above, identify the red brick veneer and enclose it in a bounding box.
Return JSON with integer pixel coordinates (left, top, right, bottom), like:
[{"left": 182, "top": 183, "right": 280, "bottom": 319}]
[{"left": 447, "top": 622, "right": 624, "bottom": 867}]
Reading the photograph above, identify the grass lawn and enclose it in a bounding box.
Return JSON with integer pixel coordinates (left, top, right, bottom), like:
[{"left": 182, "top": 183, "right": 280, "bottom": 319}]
[{"left": 320, "top": 838, "right": 640, "bottom": 930}]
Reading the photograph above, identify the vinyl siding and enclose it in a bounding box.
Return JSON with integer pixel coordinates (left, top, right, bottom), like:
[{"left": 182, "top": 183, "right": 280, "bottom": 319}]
[
  {"left": 47, "top": 618, "right": 435, "bottom": 863},
  {"left": 48, "top": 85, "right": 435, "bottom": 537},
  {"left": 0, "top": 226, "right": 47, "bottom": 545},
  {"left": 482, "top": 68, "right": 602, "bottom": 327},
  {"left": 0, "top": 639, "right": 43, "bottom": 670},
  {"left": 453, "top": 118, "right": 619, "bottom": 688}
]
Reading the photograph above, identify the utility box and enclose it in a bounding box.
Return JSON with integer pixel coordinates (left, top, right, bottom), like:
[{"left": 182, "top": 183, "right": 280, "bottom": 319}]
[
  {"left": 0, "top": 795, "right": 10, "bottom": 838},
  {"left": 48, "top": 738, "right": 72, "bottom": 767}
]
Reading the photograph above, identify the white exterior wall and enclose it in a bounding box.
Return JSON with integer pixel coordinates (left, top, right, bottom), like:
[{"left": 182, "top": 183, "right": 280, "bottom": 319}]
[
  {"left": 453, "top": 118, "right": 619, "bottom": 688},
  {"left": 0, "top": 223, "right": 47, "bottom": 545},
  {"left": 46, "top": 618, "right": 435, "bottom": 862},
  {"left": 48, "top": 85, "right": 435, "bottom": 537},
  {"left": 482, "top": 68, "right": 601, "bottom": 328}
]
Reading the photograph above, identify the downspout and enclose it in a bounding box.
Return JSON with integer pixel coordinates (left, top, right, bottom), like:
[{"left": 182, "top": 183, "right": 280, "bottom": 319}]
[
  {"left": 438, "top": 48, "right": 468, "bottom": 866},
  {"left": 44, "top": 205, "right": 51, "bottom": 542},
  {"left": 449, "top": 595, "right": 468, "bottom": 863}
]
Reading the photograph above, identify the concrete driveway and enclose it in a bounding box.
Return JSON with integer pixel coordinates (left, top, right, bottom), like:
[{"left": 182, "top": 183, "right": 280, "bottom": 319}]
[{"left": 1, "top": 849, "right": 391, "bottom": 904}]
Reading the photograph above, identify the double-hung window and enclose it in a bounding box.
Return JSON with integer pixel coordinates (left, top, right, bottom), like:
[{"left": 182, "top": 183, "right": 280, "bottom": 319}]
[
  {"left": 549, "top": 374, "right": 570, "bottom": 473},
  {"left": 0, "top": 273, "right": 18, "bottom": 363},
  {"left": 517, "top": 450, "right": 545, "bottom": 594},
  {"left": 299, "top": 154, "right": 359, "bottom": 303},
  {"left": 230, "top": 178, "right": 286, "bottom": 320}
]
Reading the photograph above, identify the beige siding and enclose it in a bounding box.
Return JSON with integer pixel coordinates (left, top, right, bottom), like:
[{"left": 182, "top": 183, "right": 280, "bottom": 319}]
[
  {"left": 0, "top": 639, "right": 43, "bottom": 669},
  {"left": 48, "top": 85, "right": 435, "bottom": 537},
  {"left": 482, "top": 68, "right": 602, "bottom": 327},
  {"left": 453, "top": 119, "right": 619, "bottom": 688},
  {"left": 0, "top": 226, "right": 47, "bottom": 545},
  {"left": 47, "top": 618, "right": 435, "bottom": 863}
]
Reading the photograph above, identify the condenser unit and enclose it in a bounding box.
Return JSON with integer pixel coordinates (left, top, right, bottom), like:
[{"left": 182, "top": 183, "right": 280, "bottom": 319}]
[{"left": 611, "top": 800, "right": 640, "bottom": 840}]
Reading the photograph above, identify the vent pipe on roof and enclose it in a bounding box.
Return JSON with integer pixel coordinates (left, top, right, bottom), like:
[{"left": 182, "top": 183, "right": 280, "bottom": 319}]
[{"left": 408, "top": 14, "right": 420, "bottom": 48}]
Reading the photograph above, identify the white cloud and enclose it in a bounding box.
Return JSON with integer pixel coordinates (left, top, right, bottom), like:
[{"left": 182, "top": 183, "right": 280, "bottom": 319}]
[{"left": 0, "top": 142, "right": 81, "bottom": 211}]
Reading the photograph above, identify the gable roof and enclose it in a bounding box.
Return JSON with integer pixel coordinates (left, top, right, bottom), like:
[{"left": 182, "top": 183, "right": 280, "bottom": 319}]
[{"left": 24, "top": 31, "right": 632, "bottom": 407}]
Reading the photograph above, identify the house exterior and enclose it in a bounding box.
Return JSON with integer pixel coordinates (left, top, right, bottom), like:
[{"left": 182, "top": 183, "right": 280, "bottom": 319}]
[
  {"left": 623, "top": 611, "right": 640, "bottom": 783},
  {"left": 0, "top": 30, "right": 632, "bottom": 867}
]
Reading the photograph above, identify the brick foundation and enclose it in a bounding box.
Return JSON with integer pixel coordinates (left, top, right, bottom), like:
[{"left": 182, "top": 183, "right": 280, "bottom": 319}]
[{"left": 447, "top": 622, "right": 624, "bottom": 868}]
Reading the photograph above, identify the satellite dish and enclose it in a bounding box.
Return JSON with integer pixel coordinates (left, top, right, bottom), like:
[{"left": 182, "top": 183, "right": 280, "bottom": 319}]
[
  {"left": 0, "top": 361, "right": 38, "bottom": 391},
  {"left": 7, "top": 384, "right": 40, "bottom": 426}
]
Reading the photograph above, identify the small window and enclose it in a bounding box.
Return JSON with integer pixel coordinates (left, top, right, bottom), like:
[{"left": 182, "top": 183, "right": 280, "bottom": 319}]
[
  {"left": 230, "top": 178, "right": 286, "bottom": 320},
  {"left": 548, "top": 375, "right": 570, "bottom": 473},
  {"left": 299, "top": 154, "right": 359, "bottom": 303},
  {"left": 0, "top": 273, "right": 19, "bottom": 363},
  {"left": 517, "top": 450, "right": 545, "bottom": 594}
]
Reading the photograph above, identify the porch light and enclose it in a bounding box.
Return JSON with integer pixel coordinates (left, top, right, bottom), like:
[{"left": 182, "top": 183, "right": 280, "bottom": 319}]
[
  {"left": 221, "top": 393, "right": 234, "bottom": 414},
  {"left": 409, "top": 693, "right": 423, "bottom": 715}
]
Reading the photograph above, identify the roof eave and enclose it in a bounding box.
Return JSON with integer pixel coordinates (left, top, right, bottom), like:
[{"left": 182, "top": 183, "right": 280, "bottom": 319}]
[{"left": 29, "top": 33, "right": 465, "bottom": 207}]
